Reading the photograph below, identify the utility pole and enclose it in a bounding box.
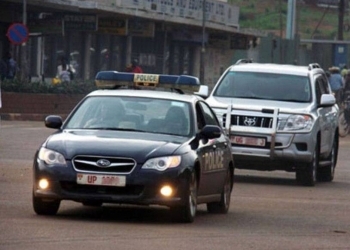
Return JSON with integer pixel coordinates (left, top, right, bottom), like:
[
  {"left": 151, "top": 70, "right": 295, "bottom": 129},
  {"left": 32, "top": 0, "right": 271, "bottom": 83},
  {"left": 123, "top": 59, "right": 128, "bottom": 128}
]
[
  {"left": 279, "top": 0, "right": 283, "bottom": 63},
  {"left": 338, "top": 0, "right": 344, "bottom": 40},
  {"left": 20, "top": 0, "right": 28, "bottom": 82},
  {"left": 199, "top": 0, "right": 206, "bottom": 85}
]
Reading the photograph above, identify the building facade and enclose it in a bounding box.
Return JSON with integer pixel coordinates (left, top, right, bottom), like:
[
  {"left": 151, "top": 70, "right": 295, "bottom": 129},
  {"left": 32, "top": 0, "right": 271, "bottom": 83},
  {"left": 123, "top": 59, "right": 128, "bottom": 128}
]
[{"left": 0, "top": 0, "right": 255, "bottom": 87}]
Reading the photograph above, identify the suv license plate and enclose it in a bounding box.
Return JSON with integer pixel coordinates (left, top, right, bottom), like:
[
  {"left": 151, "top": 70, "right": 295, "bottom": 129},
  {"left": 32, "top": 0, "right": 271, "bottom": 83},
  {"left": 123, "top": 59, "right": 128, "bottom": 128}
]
[
  {"left": 77, "top": 173, "right": 126, "bottom": 187},
  {"left": 231, "top": 136, "right": 266, "bottom": 147}
]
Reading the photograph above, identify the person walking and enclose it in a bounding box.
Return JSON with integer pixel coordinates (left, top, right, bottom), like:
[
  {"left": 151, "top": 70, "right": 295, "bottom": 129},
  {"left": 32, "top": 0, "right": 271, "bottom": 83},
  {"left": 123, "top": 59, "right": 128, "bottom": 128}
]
[
  {"left": 0, "top": 52, "right": 17, "bottom": 81},
  {"left": 328, "top": 66, "right": 344, "bottom": 106},
  {"left": 56, "top": 56, "right": 75, "bottom": 83}
]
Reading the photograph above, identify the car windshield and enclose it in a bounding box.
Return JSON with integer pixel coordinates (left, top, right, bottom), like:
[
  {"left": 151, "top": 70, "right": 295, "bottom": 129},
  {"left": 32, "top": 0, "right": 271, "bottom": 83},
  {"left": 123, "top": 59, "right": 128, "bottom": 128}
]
[
  {"left": 64, "top": 96, "right": 192, "bottom": 136},
  {"left": 214, "top": 71, "right": 311, "bottom": 102}
]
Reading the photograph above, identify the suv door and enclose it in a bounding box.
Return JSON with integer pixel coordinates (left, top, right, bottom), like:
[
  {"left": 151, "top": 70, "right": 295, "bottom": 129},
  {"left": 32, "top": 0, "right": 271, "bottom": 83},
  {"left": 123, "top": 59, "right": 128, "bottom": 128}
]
[{"left": 314, "top": 73, "right": 334, "bottom": 154}]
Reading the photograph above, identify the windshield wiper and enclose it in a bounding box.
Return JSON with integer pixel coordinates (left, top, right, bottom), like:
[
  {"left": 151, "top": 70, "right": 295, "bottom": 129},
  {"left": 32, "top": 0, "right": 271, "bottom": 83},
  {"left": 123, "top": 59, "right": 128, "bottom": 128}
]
[{"left": 87, "top": 127, "right": 145, "bottom": 132}]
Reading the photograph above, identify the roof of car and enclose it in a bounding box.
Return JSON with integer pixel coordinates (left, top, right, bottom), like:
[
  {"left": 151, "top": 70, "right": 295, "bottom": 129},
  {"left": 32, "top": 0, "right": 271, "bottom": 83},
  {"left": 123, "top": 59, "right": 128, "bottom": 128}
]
[
  {"left": 228, "top": 62, "right": 324, "bottom": 76},
  {"left": 87, "top": 89, "right": 202, "bottom": 103}
]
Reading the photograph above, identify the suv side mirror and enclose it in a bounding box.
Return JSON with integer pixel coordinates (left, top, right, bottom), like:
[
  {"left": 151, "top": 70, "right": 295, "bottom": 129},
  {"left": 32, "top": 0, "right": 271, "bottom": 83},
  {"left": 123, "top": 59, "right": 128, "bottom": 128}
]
[
  {"left": 195, "top": 85, "right": 209, "bottom": 98},
  {"left": 319, "top": 94, "right": 336, "bottom": 107}
]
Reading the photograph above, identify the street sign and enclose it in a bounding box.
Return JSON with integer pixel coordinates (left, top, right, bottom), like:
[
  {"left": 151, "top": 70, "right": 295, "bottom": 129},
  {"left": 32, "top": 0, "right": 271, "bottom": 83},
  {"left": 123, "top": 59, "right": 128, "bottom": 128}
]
[{"left": 6, "top": 23, "right": 29, "bottom": 45}]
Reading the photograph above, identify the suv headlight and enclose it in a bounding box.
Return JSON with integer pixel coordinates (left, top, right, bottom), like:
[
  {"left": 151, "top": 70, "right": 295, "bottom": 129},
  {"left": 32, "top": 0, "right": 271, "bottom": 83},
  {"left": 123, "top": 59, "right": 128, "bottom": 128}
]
[
  {"left": 38, "top": 147, "right": 66, "bottom": 166},
  {"left": 279, "top": 115, "right": 314, "bottom": 131},
  {"left": 212, "top": 108, "right": 226, "bottom": 127},
  {"left": 142, "top": 156, "right": 181, "bottom": 171}
]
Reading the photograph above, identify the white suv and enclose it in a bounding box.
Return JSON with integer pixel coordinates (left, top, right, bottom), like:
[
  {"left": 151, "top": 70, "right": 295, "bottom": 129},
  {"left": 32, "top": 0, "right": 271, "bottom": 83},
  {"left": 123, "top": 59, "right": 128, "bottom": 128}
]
[{"left": 205, "top": 60, "right": 339, "bottom": 186}]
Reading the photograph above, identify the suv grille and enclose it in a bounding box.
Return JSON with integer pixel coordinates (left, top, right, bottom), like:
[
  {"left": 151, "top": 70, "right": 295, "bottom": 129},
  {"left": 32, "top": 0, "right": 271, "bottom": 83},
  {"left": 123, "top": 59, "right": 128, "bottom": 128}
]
[
  {"left": 73, "top": 155, "right": 136, "bottom": 174},
  {"left": 223, "top": 114, "right": 274, "bottom": 128}
]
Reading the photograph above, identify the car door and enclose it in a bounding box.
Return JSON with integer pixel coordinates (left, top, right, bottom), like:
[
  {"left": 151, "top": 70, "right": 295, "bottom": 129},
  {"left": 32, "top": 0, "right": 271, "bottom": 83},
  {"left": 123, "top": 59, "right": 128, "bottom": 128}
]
[
  {"left": 315, "top": 74, "right": 334, "bottom": 154},
  {"left": 196, "top": 101, "right": 229, "bottom": 196}
]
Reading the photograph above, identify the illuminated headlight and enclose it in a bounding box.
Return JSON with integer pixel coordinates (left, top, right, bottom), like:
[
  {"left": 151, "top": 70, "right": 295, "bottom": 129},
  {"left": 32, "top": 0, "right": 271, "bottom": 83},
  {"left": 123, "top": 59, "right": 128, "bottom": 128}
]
[
  {"left": 160, "top": 185, "right": 173, "bottom": 197},
  {"left": 38, "top": 178, "right": 49, "bottom": 189},
  {"left": 279, "top": 115, "right": 314, "bottom": 131},
  {"left": 38, "top": 147, "right": 66, "bottom": 166},
  {"left": 142, "top": 156, "right": 181, "bottom": 171}
]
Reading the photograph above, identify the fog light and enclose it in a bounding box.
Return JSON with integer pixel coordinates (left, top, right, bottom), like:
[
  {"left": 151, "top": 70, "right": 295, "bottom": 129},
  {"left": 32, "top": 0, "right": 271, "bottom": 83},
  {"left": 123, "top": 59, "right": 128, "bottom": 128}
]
[
  {"left": 160, "top": 185, "right": 173, "bottom": 197},
  {"left": 39, "top": 179, "right": 49, "bottom": 190}
]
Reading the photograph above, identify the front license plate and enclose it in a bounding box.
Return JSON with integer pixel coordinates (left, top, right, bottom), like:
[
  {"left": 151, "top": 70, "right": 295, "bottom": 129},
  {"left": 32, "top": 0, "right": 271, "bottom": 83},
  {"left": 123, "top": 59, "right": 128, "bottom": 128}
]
[
  {"left": 231, "top": 136, "right": 266, "bottom": 147},
  {"left": 77, "top": 173, "right": 126, "bottom": 187}
]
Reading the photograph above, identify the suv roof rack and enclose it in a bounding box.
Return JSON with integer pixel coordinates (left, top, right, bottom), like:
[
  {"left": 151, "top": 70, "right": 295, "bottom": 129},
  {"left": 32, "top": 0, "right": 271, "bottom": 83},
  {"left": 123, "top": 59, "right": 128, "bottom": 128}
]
[
  {"left": 95, "top": 71, "right": 201, "bottom": 94},
  {"left": 235, "top": 59, "right": 253, "bottom": 65},
  {"left": 308, "top": 63, "right": 321, "bottom": 70}
]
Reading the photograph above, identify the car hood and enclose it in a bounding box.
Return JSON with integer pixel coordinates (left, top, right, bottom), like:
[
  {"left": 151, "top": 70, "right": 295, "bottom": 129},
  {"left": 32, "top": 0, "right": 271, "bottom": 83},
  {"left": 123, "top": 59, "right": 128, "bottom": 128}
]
[
  {"left": 44, "top": 130, "right": 190, "bottom": 162},
  {"left": 207, "top": 96, "right": 314, "bottom": 113}
]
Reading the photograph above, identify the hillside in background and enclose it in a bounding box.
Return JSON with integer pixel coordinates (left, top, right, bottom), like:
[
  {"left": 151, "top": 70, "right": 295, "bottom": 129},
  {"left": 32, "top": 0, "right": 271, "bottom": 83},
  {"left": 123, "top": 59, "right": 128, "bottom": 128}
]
[{"left": 232, "top": 0, "right": 350, "bottom": 40}]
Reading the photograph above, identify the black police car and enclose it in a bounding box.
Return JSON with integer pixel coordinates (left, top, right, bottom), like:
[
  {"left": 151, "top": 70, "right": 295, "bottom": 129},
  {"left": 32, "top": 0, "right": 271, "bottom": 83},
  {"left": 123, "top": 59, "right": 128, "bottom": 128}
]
[{"left": 33, "top": 72, "right": 234, "bottom": 223}]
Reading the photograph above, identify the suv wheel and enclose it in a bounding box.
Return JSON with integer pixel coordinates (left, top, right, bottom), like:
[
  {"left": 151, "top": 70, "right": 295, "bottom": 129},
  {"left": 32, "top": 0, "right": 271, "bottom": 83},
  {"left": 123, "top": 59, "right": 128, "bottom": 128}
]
[
  {"left": 317, "top": 136, "right": 338, "bottom": 182},
  {"left": 296, "top": 142, "right": 319, "bottom": 186}
]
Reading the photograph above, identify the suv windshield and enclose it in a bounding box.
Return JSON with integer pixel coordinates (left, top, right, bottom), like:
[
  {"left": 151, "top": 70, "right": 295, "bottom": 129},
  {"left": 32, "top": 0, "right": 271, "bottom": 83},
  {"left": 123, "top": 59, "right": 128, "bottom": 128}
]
[{"left": 214, "top": 71, "right": 311, "bottom": 102}]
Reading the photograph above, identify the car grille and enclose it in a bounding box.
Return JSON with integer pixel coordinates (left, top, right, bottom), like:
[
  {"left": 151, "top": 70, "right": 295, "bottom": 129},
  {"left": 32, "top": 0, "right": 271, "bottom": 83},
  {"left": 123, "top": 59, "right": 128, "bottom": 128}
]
[
  {"left": 73, "top": 155, "right": 136, "bottom": 174},
  {"left": 223, "top": 114, "right": 274, "bottom": 128}
]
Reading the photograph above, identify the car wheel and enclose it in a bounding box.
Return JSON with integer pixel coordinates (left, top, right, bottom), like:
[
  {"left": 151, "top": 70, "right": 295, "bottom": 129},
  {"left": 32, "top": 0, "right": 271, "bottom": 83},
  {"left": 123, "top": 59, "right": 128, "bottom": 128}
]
[
  {"left": 207, "top": 168, "right": 232, "bottom": 214},
  {"left": 32, "top": 192, "right": 60, "bottom": 215},
  {"left": 171, "top": 171, "right": 197, "bottom": 223},
  {"left": 317, "top": 136, "right": 338, "bottom": 182},
  {"left": 82, "top": 201, "right": 103, "bottom": 207},
  {"left": 338, "top": 111, "right": 349, "bottom": 137},
  {"left": 296, "top": 142, "right": 319, "bottom": 186}
]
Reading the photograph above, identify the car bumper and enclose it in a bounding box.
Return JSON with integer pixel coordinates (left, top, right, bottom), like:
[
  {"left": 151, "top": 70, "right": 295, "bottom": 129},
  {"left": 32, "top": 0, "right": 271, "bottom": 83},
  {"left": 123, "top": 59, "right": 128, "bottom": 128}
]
[
  {"left": 231, "top": 132, "right": 316, "bottom": 170},
  {"left": 33, "top": 159, "right": 190, "bottom": 207}
]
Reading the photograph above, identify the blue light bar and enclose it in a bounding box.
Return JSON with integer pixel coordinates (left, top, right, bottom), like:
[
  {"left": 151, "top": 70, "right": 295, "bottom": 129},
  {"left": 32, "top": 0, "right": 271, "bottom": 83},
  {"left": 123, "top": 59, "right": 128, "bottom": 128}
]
[{"left": 95, "top": 71, "right": 201, "bottom": 93}]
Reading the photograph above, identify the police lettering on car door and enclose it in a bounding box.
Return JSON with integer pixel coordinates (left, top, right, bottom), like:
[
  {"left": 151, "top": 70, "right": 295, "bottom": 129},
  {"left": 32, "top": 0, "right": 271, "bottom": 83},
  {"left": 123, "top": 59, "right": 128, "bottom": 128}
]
[{"left": 203, "top": 150, "right": 224, "bottom": 171}]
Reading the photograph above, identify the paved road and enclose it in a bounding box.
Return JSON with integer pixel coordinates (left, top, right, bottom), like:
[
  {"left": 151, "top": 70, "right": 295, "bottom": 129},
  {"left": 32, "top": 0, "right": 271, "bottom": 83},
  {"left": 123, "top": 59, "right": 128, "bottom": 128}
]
[{"left": 0, "top": 120, "right": 349, "bottom": 250}]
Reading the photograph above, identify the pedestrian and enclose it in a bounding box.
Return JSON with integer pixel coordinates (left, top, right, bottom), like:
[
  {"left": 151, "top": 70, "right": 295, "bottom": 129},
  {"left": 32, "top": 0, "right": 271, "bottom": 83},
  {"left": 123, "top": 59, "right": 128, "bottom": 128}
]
[
  {"left": 125, "top": 59, "right": 143, "bottom": 73},
  {"left": 341, "top": 65, "right": 348, "bottom": 78},
  {"left": 328, "top": 66, "right": 344, "bottom": 105},
  {"left": 56, "top": 56, "right": 75, "bottom": 83},
  {"left": 0, "top": 52, "right": 17, "bottom": 81}
]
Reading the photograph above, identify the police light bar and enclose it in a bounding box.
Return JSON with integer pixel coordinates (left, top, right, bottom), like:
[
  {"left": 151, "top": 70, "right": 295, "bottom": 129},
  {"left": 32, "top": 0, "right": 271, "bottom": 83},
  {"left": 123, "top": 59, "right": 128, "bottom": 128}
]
[{"left": 95, "top": 71, "right": 201, "bottom": 93}]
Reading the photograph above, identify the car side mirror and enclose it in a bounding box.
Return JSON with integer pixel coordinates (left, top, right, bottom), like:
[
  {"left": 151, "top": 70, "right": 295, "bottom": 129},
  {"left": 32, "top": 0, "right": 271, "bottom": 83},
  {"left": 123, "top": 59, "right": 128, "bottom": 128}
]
[
  {"left": 45, "top": 115, "right": 63, "bottom": 129},
  {"left": 319, "top": 94, "right": 336, "bottom": 107},
  {"left": 200, "top": 125, "right": 222, "bottom": 139},
  {"left": 195, "top": 85, "right": 209, "bottom": 99}
]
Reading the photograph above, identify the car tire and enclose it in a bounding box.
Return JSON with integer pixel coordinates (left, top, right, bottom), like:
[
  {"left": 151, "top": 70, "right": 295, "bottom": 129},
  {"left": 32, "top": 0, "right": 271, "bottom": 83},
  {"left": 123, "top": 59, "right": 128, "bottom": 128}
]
[
  {"left": 317, "top": 136, "right": 338, "bottom": 182},
  {"left": 33, "top": 192, "right": 60, "bottom": 215},
  {"left": 207, "top": 168, "right": 232, "bottom": 214},
  {"left": 171, "top": 171, "right": 197, "bottom": 223},
  {"left": 296, "top": 142, "right": 319, "bottom": 186}
]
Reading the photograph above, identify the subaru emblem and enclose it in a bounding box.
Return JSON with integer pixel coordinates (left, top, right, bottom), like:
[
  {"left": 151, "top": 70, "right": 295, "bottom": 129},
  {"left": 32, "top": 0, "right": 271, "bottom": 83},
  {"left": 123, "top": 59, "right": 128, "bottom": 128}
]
[{"left": 96, "top": 159, "right": 111, "bottom": 168}]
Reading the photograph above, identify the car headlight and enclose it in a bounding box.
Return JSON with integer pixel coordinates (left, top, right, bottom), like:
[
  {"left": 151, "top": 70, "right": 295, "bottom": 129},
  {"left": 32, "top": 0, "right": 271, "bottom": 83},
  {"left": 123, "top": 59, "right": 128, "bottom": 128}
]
[
  {"left": 38, "top": 147, "right": 66, "bottom": 166},
  {"left": 142, "top": 156, "right": 181, "bottom": 171},
  {"left": 279, "top": 115, "right": 314, "bottom": 131}
]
